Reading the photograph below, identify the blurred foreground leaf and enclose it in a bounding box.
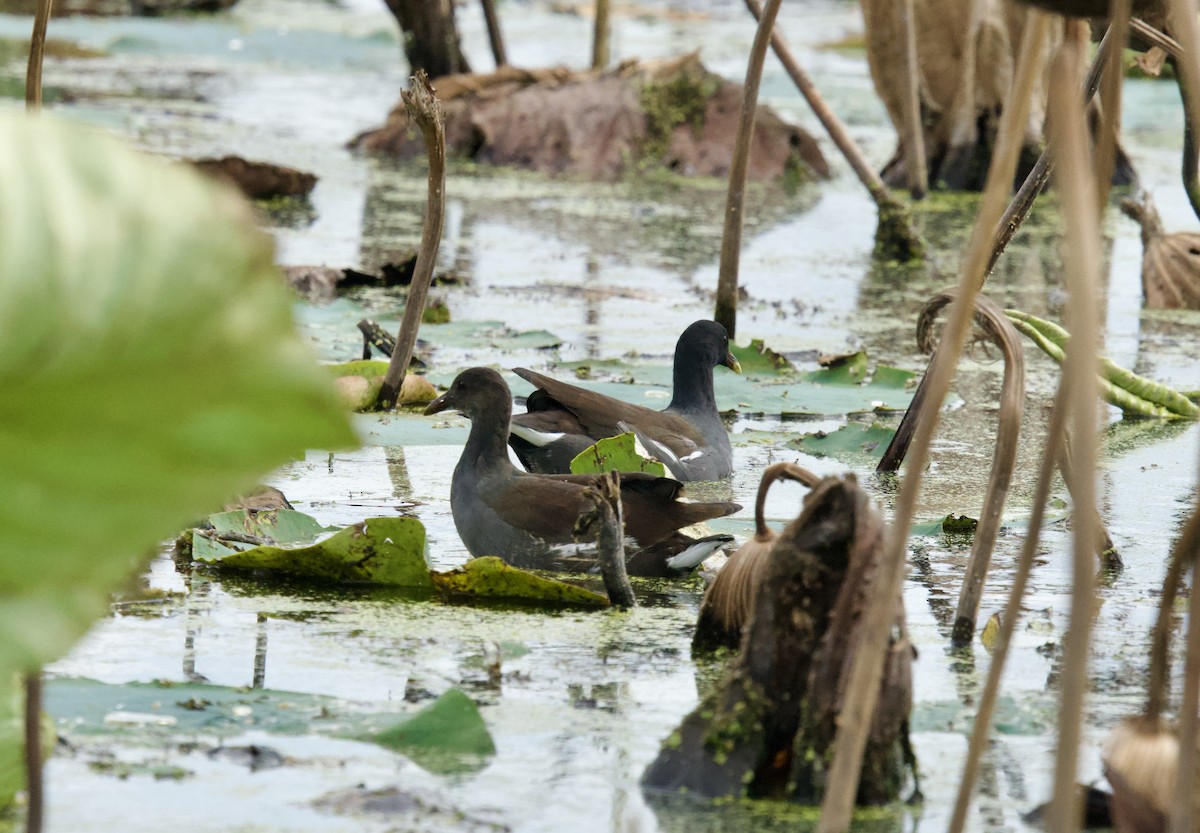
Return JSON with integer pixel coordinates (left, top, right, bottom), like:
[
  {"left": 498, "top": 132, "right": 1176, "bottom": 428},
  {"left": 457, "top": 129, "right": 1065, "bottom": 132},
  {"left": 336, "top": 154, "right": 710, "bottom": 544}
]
[
  {"left": 0, "top": 678, "right": 19, "bottom": 810},
  {"left": 0, "top": 113, "right": 354, "bottom": 680}
]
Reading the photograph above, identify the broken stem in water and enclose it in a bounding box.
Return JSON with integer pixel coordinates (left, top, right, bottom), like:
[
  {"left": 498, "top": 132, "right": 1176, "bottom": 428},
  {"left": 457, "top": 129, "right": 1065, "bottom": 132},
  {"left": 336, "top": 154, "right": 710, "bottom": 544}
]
[
  {"left": 591, "top": 0, "right": 610, "bottom": 70},
  {"left": 578, "top": 471, "right": 635, "bottom": 608},
  {"left": 987, "top": 23, "right": 1113, "bottom": 275},
  {"left": 814, "top": 14, "right": 1049, "bottom": 833},
  {"left": 948, "top": 378, "right": 1070, "bottom": 833},
  {"left": 900, "top": 0, "right": 926, "bottom": 199},
  {"left": 1171, "top": 524, "right": 1200, "bottom": 833},
  {"left": 25, "top": 0, "right": 53, "bottom": 110},
  {"left": 1045, "top": 26, "right": 1103, "bottom": 833},
  {"left": 378, "top": 71, "right": 445, "bottom": 411},
  {"left": 714, "top": 0, "right": 782, "bottom": 339},
  {"left": 1147, "top": 500, "right": 1200, "bottom": 723},
  {"left": 24, "top": 670, "right": 42, "bottom": 833},
  {"left": 1095, "top": 0, "right": 1131, "bottom": 212},
  {"left": 744, "top": 0, "right": 923, "bottom": 261},
  {"left": 480, "top": 0, "right": 507, "bottom": 68}
]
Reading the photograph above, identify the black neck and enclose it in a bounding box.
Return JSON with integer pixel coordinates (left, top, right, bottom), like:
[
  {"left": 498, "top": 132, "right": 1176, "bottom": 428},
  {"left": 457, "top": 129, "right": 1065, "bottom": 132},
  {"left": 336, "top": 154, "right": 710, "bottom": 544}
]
[
  {"left": 668, "top": 352, "right": 717, "bottom": 414},
  {"left": 462, "top": 402, "right": 517, "bottom": 474}
]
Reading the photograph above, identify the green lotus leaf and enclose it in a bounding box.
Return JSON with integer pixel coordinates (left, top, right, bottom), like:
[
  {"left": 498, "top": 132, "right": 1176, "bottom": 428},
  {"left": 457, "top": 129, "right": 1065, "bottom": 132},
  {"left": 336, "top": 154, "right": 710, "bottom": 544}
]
[
  {"left": 367, "top": 688, "right": 495, "bottom": 774},
  {"left": 195, "top": 517, "right": 432, "bottom": 588},
  {"left": 569, "top": 432, "right": 668, "bottom": 477},
  {"left": 791, "top": 422, "right": 896, "bottom": 461}
]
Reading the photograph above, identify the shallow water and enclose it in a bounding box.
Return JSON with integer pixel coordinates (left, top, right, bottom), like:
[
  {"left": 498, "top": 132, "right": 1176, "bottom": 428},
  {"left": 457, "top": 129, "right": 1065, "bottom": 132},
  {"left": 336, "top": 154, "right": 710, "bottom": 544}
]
[{"left": 13, "top": 0, "right": 1200, "bottom": 831}]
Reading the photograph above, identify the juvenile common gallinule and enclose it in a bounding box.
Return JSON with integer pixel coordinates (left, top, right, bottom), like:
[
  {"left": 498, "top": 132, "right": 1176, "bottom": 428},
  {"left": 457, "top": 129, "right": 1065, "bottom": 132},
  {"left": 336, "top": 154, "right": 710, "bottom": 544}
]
[
  {"left": 424, "top": 367, "right": 741, "bottom": 576},
  {"left": 508, "top": 320, "right": 740, "bottom": 481}
]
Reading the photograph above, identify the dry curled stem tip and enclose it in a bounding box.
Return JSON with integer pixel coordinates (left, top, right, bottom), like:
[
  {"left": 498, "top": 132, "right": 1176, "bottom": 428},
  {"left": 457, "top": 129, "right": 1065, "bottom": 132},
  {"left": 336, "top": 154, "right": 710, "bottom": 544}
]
[{"left": 402, "top": 69, "right": 444, "bottom": 130}]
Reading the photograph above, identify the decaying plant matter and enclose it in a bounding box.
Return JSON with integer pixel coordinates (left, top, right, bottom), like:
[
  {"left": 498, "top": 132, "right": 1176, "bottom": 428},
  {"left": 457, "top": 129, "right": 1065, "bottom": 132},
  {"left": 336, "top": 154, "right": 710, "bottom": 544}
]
[
  {"left": 693, "top": 462, "right": 820, "bottom": 652},
  {"left": 378, "top": 71, "right": 446, "bottom": 411},
  {"left": 913, "top": 292, "right": 1026, "bottom": 647},
  {"left": 860, "top": 0, "right": 1058, "bottom": 191},
  {"left": 574, "top": 471, "right": 635, "bottom": 609},
  {"left": 643, "top": 474, "right": 915, "bottom": 806},
  {"left": 744, "top": 0, "right": 924, "bottom": 262},
  {"left": 1121, "top": 192, "right": 1200, "bottom": 310}
]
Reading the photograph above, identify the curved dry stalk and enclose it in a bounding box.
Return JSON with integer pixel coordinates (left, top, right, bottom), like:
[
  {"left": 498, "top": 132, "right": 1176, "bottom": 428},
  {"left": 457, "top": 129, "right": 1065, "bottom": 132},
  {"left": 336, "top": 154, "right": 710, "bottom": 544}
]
[
  {"left": 912, "top": 291, "right": 1026, "bottom": 647},
  {"left": 713, "top": 0, "right": 782, "bottom": 339},
  {"left": 744, "top": 0, "right": 924, "bottom": 260},
  {"left": 26, "top": 0, "right": 53, "bottom": 110},
  {"left": 987, "top": 23, "right": 1115, "bottom": 275},
  {"left": 754, "top": 461, "right": 820, "bottom": 537},
  {"left": 948, "top": 378, "right": 1070, "bottom": 833},
  {"left": 379, "top": 71, "right": 446, "bottom": 410},
  {"left": 1045, "top": 27, "right": 1104, "bottom": 833},
  {"left": 813, "top": 15, "right": 1051, "bottom": 833}
]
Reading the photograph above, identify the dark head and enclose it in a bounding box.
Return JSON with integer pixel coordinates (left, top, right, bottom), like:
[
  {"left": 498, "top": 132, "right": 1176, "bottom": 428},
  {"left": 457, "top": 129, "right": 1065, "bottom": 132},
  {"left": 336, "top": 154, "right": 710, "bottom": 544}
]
[
  {"left": 675, "top": 320, "right": 741, "bottom": 374},
  {"left": 424, "top": 367, "right": 513, "bottom": 422}
]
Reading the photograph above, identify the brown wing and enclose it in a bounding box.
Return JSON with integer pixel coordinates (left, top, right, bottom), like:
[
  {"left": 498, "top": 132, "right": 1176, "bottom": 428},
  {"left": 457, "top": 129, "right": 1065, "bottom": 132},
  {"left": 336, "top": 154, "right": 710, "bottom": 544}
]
[
  {"left": 512, "top": 367, "right": 705, "bottom": 457},
  {"left": 483, "top": 470, "right": 739, "bottom": 548},
  {"left": 479, "top": 474, "right": 590, "bottom": 544}
]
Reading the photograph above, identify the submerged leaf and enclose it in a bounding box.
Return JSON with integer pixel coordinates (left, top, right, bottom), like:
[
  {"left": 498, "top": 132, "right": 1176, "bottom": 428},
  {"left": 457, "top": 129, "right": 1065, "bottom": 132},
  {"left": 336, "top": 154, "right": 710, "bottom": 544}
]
[
  {"left": 196, "top": 518, "right": 433, "bottom": 588},
  {"left": 569, "top": 432, "right": 667, "bottom": 477},
  {"left": 432, "top": 557, "right": 609, "bottom": 608},
  {"left": 981, "top": 612, "right": 1002, "bottom": 653},
  {"left": 0, "top": 114, "right": 354, "bottom": 678},
  {"left": 368, "top": 688, "right": 495, "bottom": 774},
  {"left": 910, "top": 514, "right": 979, "bottom": 538},
  {"left": 792, "top": 422, "right": 896, "bottom": 461}
]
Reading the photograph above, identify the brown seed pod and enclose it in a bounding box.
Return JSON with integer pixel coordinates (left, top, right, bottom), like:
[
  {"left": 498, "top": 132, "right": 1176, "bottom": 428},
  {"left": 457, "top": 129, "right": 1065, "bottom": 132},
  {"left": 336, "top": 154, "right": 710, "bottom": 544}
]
[
  {"left": 1122, "top": 193, "right": 1200, "bottom": 309},
  {"left": 1103, "top": 716, "right": 1182, "bottom": 833},
  {"left": 692, "top": 462, "right": 820, "bottom": 652}
]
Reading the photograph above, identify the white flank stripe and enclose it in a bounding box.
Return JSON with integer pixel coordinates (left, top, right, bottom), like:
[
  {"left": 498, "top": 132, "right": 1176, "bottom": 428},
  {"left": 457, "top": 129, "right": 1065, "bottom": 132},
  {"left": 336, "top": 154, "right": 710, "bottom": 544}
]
[
  {"left": 665, "top": 538, "right": 730, "bottom": 572},
  {"left": 510, "top": 424, "right": 565, "bottom": 447}
]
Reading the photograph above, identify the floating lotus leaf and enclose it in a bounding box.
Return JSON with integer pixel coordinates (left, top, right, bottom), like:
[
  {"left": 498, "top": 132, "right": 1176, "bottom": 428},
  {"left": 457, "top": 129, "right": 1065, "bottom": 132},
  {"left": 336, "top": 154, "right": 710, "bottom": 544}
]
[
  {"left": 569, "top": 432, "right": 667, "bottom": 477},
  {"left": 195, "top": 517, "right": 433, "bottom": 588},
  {"left": 791, "top": 421, "right": 896, "bottom": 461}
]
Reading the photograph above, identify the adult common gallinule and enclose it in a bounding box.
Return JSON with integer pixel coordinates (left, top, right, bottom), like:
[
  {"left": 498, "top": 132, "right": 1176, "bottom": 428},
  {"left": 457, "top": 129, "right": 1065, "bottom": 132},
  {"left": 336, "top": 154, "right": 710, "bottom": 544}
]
[
  {"left": 507, "top": 320, "right": 740, "bottom": 481},
  {"left": 424, "top": 367, "right": 741, "bottom": 576}
]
